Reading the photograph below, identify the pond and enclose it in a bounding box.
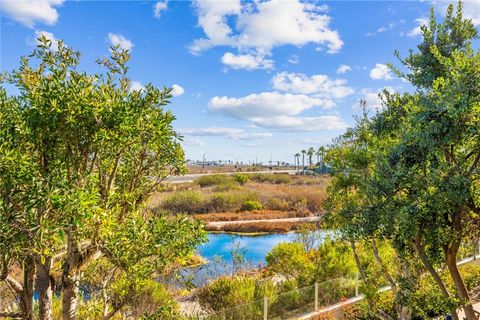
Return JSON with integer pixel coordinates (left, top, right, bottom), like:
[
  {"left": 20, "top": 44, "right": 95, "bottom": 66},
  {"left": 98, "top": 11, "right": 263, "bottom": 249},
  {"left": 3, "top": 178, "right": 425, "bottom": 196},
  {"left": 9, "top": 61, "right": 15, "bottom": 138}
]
[{"left": 173, "top": 231, "right": 328, "bottom": 288}]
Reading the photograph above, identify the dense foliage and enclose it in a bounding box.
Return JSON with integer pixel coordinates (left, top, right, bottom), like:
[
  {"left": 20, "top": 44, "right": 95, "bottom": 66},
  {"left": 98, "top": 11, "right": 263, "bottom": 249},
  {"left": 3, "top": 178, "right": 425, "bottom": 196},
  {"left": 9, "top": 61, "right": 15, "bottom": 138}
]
[
  {"left": 324, "top": 2, "right": 479, "bottom": 319},
  {"left": 0, "top": 38, "right": 205, "bottom": 319}
]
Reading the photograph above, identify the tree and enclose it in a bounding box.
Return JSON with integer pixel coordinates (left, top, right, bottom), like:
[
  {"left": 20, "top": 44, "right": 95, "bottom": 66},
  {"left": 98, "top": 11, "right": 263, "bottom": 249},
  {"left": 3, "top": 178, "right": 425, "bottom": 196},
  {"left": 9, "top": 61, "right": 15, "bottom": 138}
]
[
  {"left": 325, "top": 2, "right": 480, "bottom": 319},
  {"left": 0, "top": 37, "right": 206, "bottom": 320},
  {"left": 317, "top": 146, "right": 326, "bottom": 169},
  {"left": 307, "top": 147, "right": 315, "bottom": 167},
  {"left": 301, "top": 149, "right": 306, "bottom": 169},
  {"left": 294, "top": 153, "right": 301, "bottom": 170}
]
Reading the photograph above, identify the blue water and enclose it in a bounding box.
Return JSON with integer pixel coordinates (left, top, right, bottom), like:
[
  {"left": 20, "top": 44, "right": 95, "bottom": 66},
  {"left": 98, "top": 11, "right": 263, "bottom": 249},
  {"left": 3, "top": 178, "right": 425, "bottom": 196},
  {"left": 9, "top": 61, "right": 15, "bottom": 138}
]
[
  {"left": 172, "top": 231, "right": 327, "bottom": 288},
  {"left": 197, "top": 233, "right": 296, "bottom": 266}
]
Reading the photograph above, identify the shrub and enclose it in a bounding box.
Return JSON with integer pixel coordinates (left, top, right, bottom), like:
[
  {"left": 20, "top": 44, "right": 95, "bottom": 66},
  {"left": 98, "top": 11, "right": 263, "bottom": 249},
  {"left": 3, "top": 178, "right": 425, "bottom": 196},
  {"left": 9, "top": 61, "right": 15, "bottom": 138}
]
[
  {"left": 198, "top": 276, "right": 256, "bottom": 310},
  {"left": 248, "top": 173, "right": 292, "bottom": 184},
  {"left": 213, "top": 180, "right": 238, "bottom": 192},
  {"left": 266, "top": 243, "right": 314, "bottom": 280},
  {"left": 196, "top": 174, "right": 232, "bottom": 187},
  {"left": 240, "top": 200, "right": 263, "bottom": 211},
  {"left": 266, "top": 197, "right": 290, "bottom": 211},
  {"left": 234, "top": 173, "right": 250, "bottom": 185},
  {"left": 161, "top": 190, "right": 203, "bottom": 214},
  {"left": 204, "top": 192, "right": 240, "bottom": 212}
]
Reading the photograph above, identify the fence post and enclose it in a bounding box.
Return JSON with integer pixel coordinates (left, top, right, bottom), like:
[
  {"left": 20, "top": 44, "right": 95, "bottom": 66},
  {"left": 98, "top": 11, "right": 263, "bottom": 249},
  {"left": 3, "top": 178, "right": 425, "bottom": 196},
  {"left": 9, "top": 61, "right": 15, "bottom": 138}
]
[
  {"left": 355, "top": 272, "right": 359, "bottom": 296},
  {"left": 315, "top": 282, "right": 319, "bottom": 311},
  {"left": 264, "top": 296, "right": 268, "bottom": 320}
]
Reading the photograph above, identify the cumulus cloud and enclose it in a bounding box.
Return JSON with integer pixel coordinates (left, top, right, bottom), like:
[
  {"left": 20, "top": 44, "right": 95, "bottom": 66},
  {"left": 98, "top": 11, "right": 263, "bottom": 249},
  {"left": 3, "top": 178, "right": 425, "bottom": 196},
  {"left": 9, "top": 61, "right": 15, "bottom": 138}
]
[
  {"left": 271, "top": 72, "right": 354, "bottom": 101},
  {"left": 336, "top": 64, "right": 351, "bottom": 74},
  {"left": 208, "top": 91, "right": 346, "bottom": 131},
  {"left": 190, "top": 0, "right": 343, "bottom": 68},
  {"left": 369, "top": 63, "right": 393, "bottom": 80},
  {"left": 171, "top": 84, "right": 185, "bottom": 97},
  {"left": 28, "top": 30, "right": 60, "bottom": 51},
  {"left": 178, "top": 127, "right": 273, "bottom": 140},
  {"left": 431, "top": 1, "right": 480, "bottom": 26},
  {"left": 108, "top": 33, "right": 134, "bottom": 51},
  {"left": 153, "top": 0, "right": 168, "bottom": 18},
  {"left": 0, "top": 0, "right": 64, "bottom": 28},
  {"left": 221, "top": 52, "right": 274, "bottom": 70},
  {"left": 209, "top": 92, "right": 331, "bottom": 119}
]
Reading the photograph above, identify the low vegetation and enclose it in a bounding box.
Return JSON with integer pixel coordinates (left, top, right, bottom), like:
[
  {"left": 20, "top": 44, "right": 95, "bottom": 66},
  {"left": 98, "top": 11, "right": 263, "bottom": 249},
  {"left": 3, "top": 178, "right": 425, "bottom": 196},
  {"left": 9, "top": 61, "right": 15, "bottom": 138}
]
[{"left": 150, "top": 173, "right": 327, "bottom": 217}]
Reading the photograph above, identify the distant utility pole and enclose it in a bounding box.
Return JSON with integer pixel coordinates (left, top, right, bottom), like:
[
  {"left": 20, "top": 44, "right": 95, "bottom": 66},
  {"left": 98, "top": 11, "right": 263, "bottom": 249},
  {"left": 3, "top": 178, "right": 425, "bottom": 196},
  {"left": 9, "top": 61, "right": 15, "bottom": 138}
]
[{"left": 202, "top": 153, "right": 206, "bottom": 174}]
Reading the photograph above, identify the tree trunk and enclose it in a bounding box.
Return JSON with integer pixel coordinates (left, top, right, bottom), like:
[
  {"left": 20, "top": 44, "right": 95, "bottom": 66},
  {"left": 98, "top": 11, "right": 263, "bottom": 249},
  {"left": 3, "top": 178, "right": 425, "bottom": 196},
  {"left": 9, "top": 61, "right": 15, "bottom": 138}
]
[
  {"left": 446, "top": 245, "right": 476, "bottom": 320},
  {"left": 36, "top": 258, "right": 53, "bottom": 320},
  {"left": 62, "top": 235, "right": 100, "bottom": 320},
  {"left": 413, "top": 234, "right": 459, "bottom": 320},
  {"left": 62, "top": 275, "right": 79, "bottom": 320},
  {"left": 20, "top": 257, "right": 35, "bottom": 320},
  {"left": 371, "top": 239, "right": 413, "bottom": 320},
  {"left": 371, "top": 239, "right": 396, "bottom": 292},
  {"left": 349, "top": 240, "right": 393, "bottom": 320}
]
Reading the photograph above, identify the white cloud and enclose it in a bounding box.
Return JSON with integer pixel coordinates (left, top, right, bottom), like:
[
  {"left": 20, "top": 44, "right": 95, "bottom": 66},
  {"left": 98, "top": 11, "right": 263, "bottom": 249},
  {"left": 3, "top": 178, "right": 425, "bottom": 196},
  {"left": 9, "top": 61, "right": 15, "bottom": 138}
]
[
  {"left": 355, "top": 87, "right": 395, "bottom": 111},
  {"left": 178, "top": 127, "right": 272, "bottom": 140},
  {"left": 251, "top": 115, "right": 347, "bottom": 131},
  {"left": 287, "top": 55, "right": 299, "bottom": 64},
  {"left": 208, "top": 91, "right": 345, "bottom": 131},
  {"left": 153, "top": 0, "right": 168, "bottom": 18},
  {"left": 336, "top": 64, "right": 352, "bottom": 74},
  {"left": 406, "top": 18, "right": 428, "bottom": 37},
  {"left": 209, "top": 92, "right": 331, "bottom": 119},
  {"left": 431, "top": 1, "right": 480, "bottom": 26},
  {"left": 171, "top": 84, "right": 185, "bottom": 97},
  {"left": 461, "top": 1, "right": 480, "bottom": 26},
  {"left": 271, "top": 72, "right": 354, "bottom": 101},
  {"left": 182, "top": 137, "right": 205, "bottom": 146},
  {"left": 369, "top": 63, "right": 393, "bottom": 80},
  {"left": 0, "top": 0, "right": 64, "bottom": 28},
  {"left": 221, "top": 52, "right": 274, "bottom": 70},
  {"left": 190, "top": 0, "right": 343, "bottom": 67},
  {"left": 365, "top": 21, "right": 400, "bottom": 37},
  {"left": 108, "top": 33, "right": 134, "bottom": 51},
  {"left": 130, "top": 81, "right": 145, "bottom": 92},
  {"left": 28, "top": 30, "right": 60, "bottom": 51}
]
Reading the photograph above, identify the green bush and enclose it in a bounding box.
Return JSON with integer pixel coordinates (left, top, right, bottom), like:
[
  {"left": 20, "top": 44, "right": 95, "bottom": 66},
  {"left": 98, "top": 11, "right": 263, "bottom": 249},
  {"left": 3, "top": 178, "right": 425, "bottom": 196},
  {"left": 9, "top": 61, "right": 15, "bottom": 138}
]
[
  {"left": 196, "top": 174, "right": 232, "bottom": 187},
  {"left": 204, "top": 193, "right": 240, "bottom": 212},
  {"left": 198, "top": 276, "right": 268, "bottom": 311},
  {"left": 266, "top": 243, "right": 314, "bottom": 280},
  {"left": 240, "top": 200, "right": 263, "bottom": 211},
  {"left": 161, "top": 190, "right": 203, "bottom": 214},
  {"left": 234, "top": 174, "right": 249, "bottom": 185}
]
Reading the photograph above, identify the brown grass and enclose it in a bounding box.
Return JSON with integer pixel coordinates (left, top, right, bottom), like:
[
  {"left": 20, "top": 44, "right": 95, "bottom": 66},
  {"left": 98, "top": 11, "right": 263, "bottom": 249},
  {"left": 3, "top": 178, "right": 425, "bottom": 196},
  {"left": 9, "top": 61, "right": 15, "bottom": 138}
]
[
  {"left": 148, "top": 174, "right": 329, "bottom": 217},
  {"left": 206, "top": 221, "right": 318, "bottom": 233},
  {"left": 193, "top": 209, "right": 310, "bottom": 222}
]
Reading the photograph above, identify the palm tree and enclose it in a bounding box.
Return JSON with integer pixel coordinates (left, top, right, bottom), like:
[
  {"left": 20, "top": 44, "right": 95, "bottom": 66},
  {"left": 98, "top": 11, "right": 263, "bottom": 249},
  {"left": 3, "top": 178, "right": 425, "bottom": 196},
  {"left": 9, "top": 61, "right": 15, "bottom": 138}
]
[
  {"left": 307, "top": 147, "right": 315, "bottom": 167},
  {"left": 301, "top": 149, "right": 306, "bottom": 169},
  {"left": 318, "top": 146, "right": 326, "bottom": 171},
  {"left": 294, "top": 153, "right": 300, "bottom": 170}
]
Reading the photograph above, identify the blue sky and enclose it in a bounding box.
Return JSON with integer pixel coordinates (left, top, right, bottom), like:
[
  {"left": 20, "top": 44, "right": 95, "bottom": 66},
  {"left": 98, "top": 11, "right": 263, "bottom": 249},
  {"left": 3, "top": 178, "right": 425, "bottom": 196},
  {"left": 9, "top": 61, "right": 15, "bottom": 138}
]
[{"left": 1, "top": 0, "right": 479, "bottom": 164}]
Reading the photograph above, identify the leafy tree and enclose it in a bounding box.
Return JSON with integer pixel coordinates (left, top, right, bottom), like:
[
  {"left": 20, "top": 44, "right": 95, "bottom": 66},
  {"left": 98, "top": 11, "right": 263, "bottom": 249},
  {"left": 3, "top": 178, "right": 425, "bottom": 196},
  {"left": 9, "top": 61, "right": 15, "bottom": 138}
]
[
  {"left": 325, "top": 2, "right": 479, "bottom": 319},
  {"left": 0, "top": 37, "right": 206, "bottom": 320}
]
